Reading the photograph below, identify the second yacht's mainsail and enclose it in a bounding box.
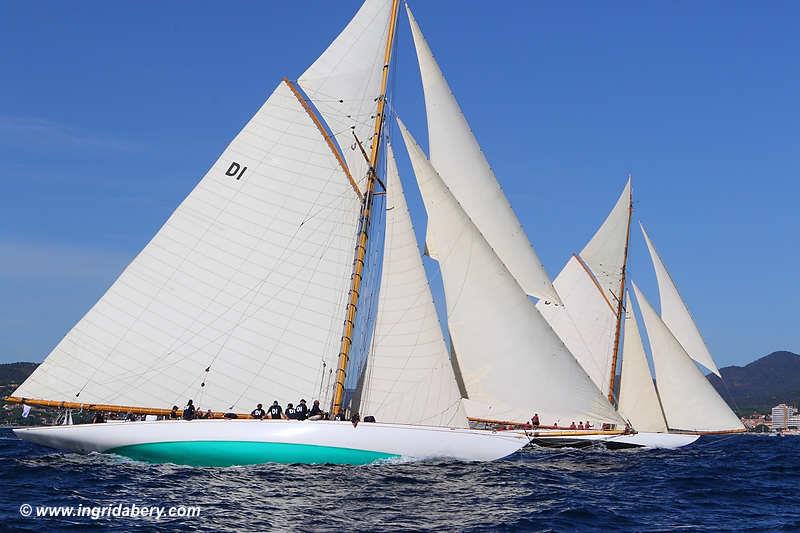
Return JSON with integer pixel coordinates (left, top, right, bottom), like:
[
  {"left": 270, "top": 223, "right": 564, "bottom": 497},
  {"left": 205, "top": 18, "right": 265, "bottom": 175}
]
[{"left": 536, "top": 181, "right": 632, "bottom": 399}]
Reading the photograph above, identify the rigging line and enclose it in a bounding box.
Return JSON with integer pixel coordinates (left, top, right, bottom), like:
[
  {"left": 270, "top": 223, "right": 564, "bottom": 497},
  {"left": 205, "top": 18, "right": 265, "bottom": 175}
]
[
  {"left": 284, "top": 78, "right": 362, "bottom": 199},
  {"left": 224, "top": 210, "right": 347, "bottom": 410},
  {"left": 98, "top": 174, "right": 359, "bottom": 396}
]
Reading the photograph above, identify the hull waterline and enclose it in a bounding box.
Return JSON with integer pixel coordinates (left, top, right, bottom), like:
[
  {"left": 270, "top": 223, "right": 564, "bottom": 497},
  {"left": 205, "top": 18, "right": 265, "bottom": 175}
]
[{"left": 13, "top": 419, "right": 528, "bottom": 466}]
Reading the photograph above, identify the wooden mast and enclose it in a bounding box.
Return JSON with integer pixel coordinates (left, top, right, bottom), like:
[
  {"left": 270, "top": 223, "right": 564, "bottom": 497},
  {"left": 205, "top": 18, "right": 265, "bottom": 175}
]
[
  {"left": 330, "top": 0, "right": 401, "bottom": 416},
  {"left": 606, "top": 175, "right": 633, "bottom": 404}
]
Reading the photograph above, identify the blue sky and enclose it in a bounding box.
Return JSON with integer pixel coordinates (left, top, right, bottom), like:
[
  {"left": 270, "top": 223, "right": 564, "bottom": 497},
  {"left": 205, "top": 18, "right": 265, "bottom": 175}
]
[{"left": 1, "top": 1, "right": 797, "bottom": 368}]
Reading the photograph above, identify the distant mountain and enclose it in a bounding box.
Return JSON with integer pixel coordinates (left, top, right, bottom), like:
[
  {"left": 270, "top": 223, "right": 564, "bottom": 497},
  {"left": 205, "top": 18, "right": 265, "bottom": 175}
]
[
  {"left": 708, "top": 351, "right": 800, "bottom": 416},
  {"left": 0, "top": 362, "right": 38, "bottom": 388}
]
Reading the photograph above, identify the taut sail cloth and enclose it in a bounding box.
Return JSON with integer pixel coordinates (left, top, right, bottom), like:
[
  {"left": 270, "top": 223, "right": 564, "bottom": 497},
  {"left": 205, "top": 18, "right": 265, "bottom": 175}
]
[
  {"left": 405, "top": 6, "right": 560, "bottom": 304},
  {"left": 298, "top": 0, "right": 393, "bottom": 186},
  {"left": 397, "top": 119, "right": 622, "bottom": 427},
  {"left": 13, "top": 3, "right": 395, "bottom": 413},
  {"left": 580, "top": 179, "right": 632, "bottom": 298},
  {"left": 617, "top": 293, "right": 668, "bottom": 433},
  {"left": 359, "top": 145, "right": 468, "bottom": 427},
  {"left": 640, "top": 224, "right": 721, "bottom": 377},
  {"left": 632, "top": 284, "right": 744, "bottom": 433},
  {"left": 536, "top": 181, "right": 631, "bottom": 397}
]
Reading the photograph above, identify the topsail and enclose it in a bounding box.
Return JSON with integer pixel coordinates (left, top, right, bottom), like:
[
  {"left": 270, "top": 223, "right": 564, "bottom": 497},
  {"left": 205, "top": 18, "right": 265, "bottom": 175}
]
[
  {"left": 640, "top": 224, "right": 722, "bottom": 377},
  {"left": 405, "top": 6, "right": 560, "bottom": 303}
]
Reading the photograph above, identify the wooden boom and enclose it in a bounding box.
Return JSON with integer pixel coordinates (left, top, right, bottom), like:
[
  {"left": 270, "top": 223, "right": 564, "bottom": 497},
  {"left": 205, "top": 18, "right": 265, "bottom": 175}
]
[{"left": 3, "top": 396, "right": 253, "bottom": 419}]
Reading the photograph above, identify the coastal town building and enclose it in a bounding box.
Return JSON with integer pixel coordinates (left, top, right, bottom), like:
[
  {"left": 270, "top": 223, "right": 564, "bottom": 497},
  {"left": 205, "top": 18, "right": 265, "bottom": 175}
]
[{"left": 771, "top": 404, "right": 799, "bottom": 430}]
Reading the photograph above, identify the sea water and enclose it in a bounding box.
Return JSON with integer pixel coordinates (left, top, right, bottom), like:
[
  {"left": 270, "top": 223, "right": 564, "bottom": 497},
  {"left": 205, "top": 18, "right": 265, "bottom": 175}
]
[{"left": 1, "top": 428, "right": 798, "bottom": 532}]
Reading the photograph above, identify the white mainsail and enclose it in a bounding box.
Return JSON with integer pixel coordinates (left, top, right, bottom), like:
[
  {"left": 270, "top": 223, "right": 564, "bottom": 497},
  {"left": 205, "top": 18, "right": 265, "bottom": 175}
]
[
  {"left": 298, "top": 0, "right": 394, "bottom": 186},
  {"left": 536, "top": 181, "right": 631, "bottom": 397},
  {"left": 359, "top": 145, "right": 468, "bottom": 428},
  {"left": 640, "top": 224, "right": 721, "bottom": 377},
  {"left": 632, "top": 283, "right": 743, "bottom": 433},
  {"left": 13, "top": 51, "right": 385, "bottom": 412},
  {"left": 617, "top": 293, "right": 668, "bottom": 433},
  {"left": 536, "top": 257, "right": 617, "bottom": 397},
  {"left": 397, "top": 119, "right": 622, "bottom": 427},
  {"left": 405, "top": 6, "right": 559, "bottom": 303},
  {"left": 581, "top": 178, "right": 632, "bottom": 299}
]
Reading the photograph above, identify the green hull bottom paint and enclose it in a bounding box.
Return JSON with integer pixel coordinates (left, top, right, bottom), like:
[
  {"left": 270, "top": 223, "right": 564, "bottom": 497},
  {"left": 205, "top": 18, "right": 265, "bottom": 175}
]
[{"left": 108, "top": 440, "right": 399, "bottom": 466}]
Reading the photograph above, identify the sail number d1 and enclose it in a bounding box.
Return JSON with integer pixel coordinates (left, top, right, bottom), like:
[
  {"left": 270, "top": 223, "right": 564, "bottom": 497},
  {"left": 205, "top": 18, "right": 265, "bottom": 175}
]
[{"left": 225, "top": 162, "right": 248, "bottom": 180}]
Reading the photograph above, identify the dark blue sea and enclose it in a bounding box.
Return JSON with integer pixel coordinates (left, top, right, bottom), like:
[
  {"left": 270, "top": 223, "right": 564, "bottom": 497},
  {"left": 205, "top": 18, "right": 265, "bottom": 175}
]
[{"left": 1, "top": 428, "right": 798, "bottom": 532}]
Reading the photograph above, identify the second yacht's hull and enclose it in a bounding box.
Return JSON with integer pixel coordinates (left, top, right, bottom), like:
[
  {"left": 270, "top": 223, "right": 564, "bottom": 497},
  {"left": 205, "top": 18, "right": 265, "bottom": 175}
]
[{"left": 528, "top": 431, "right": 700, "bottom": 450}]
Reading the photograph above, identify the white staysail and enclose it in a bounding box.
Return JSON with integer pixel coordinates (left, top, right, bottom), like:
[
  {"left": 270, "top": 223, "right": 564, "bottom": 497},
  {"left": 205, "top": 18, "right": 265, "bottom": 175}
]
[
  {"left": 397, "top": 119, "right": 622, "bottom": 427},
  {"left": 640, "top": 224, "right": 721, "bottom": 376},
  {"left": 14, "top": 80, "right": 363, "bottom": 413},
  {"left": 298, "top": 0, "right": 394, "bottom": 186},
  {"left": 536, "top": 257, "right": 617, "bottom": 397},
  {"left": 405, "top": 6, "right": 559, "bottom": 303},
  {"left": 632, "top": 284, "right": 743, "bottom": 433},
  {"left": 580, "top": 179, "right": 631, "bottom": 300},
  {"left": 617, "top": 293, "right": 668, "bottom": 433},
  {"left": 360, "top": 145, "right": 468, "bottom": 427}
]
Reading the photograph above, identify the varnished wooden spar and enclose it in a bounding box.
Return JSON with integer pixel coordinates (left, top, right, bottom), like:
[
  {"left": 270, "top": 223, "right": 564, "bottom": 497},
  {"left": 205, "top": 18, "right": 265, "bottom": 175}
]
[
  {"left": 283, "top": 77, "right": 362, "bottom": 200},
  {"left": 3, "top": 396, "right": 253, "bottom": 419},
  {"left": 330, "top": 0, "right": 401, "bottom": 416},
  {"left": 606, "top": 175, "right": 633, "bottom": 404}
]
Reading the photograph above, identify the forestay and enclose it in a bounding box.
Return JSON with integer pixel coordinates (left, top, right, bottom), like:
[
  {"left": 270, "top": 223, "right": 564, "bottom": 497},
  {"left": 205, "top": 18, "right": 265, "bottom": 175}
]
[
  {"left": 405, "top": 6, "right": 559, "bottom": 303},
  {"left": 632, "top": 284, "right": 743, "bottom": 433},
  {"left": 617, "top": 293, "right": 668, "bottom": 433},
  {"left": 640, "top": 224, "right": 721, "bottom": 377},
  {"left": 398, "top": 119, "right": 622, "bottom": 427},
  {"left": 299, "top": 0, "right": 393, "bottom": 188},
  {"left": 360, "top": 145, "right": 468, "bottom": 428},
  {"left": 14, "top": 81, "right": 362, "bottom": 413}
]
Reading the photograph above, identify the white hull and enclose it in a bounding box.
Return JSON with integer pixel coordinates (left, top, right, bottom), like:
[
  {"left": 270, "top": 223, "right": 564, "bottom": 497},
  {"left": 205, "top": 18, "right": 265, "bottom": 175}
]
[
  {"left": 13, "top": 419, "right": 528, "bottom": 466},
  {"left": 523, "top": 431, "right": 699, "bottom": 450}
]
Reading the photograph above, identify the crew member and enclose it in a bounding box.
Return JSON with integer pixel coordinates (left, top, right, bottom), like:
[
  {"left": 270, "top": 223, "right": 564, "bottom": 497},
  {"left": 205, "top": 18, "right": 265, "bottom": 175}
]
[
  {"left": 251, "top": 403, "right": 266, "bottom": 420},
  {"left": 169, "top": 405, "right": 179, "bottom": 420},
  {"left": 183, "top": 400, "right": 196, "bottom": 421},
  {"left": 295, "top": 399, "right": 308, "bottom": 421},
  {"left": 286, "top": 403, "right": 296, "bottom": 420},
  {"left": 269, "top": 401, "right": 283, "bottom": 420},
  {"left": 333, "top": 409, "right": 345, "bottom": 421},
  {"left": 531, "top": 413, "right": 540, "bottom": 428},
  {"left": 577, "top": 421, "right": 584, "bottom": 430},
  {"left": 308, "top": 400, "right": 323, "bottom": 420},
  {"left": 569, "top": 421, "right": 577, "bottom": 430}
]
